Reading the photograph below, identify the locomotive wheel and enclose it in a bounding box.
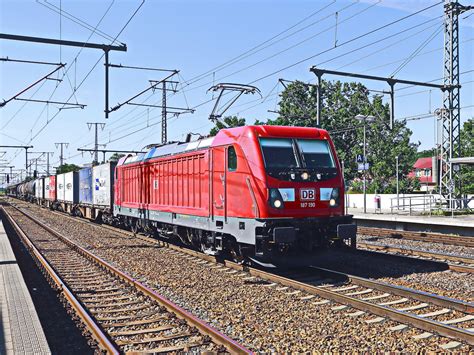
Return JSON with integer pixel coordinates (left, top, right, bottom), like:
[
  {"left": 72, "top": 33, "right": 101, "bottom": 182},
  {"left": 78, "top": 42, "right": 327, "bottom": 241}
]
[
  {"left": 230, "top": 247, "right": 244, "bottom": 264},
  {"left": 130, "top": 220, "right": 139, "bottom": 234}
]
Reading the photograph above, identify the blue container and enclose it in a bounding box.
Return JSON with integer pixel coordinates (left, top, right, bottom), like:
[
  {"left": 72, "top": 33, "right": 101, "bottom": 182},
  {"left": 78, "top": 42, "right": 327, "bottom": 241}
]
[{"left": 79, "top": 167, "right": 93, "bottom": 204}]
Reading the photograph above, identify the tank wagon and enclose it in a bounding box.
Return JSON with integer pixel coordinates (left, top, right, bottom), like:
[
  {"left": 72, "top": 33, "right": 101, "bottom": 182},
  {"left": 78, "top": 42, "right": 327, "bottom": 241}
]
[{"left": 6, "top": 183, "right": 20, "bottom": 197}]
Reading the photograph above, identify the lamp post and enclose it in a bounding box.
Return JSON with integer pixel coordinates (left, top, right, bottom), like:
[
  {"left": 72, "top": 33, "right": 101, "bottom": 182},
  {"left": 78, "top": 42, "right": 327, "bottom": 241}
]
[
  {"left": 355, "top": 114, "right": 376, "bottom": 213},
  {"left": 396, "top": 155, "right": 399, "bottom": 210}
]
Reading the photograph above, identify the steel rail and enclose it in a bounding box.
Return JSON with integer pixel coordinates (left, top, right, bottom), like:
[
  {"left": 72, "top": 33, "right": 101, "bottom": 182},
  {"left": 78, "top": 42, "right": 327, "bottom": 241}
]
[
  {"left": 81, "top": 224, "right": 474, "bottom": 345},
  {"left": 310, "top": 266, "right": 474, "bottom": 314},
  {"left": 11, "top": 200, "right": 474, "bottom": 346},
  {"left": 0, "top": 206, "right": 119, "bottom": 354},
  {"left": 233, "top": 264, "right": 474, "bottom": 345},
  {"left": 357, "top": 226, "right": 474, "bottom": 247},
  {"left": 358, "top": 242, "right": 474, "bottom": 271},
  {"left": 7, "top": 203, "right": 251, "bottom": 355}
]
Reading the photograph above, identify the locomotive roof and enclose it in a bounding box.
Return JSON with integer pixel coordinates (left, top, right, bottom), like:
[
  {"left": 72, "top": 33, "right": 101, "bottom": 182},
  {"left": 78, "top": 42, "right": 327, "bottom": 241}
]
[{"left": 117, "top": 125, "right": 329, "bottom": 166}]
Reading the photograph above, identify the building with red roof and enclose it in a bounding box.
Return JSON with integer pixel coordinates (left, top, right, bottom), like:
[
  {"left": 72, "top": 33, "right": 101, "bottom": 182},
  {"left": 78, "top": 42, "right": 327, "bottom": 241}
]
[{"left": 408, "top": 157, "right": 437, "bottom": 191}]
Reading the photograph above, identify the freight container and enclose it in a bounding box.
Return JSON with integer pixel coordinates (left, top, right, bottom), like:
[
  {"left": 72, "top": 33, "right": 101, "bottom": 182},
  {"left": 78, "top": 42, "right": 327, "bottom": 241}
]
[
  {"left": 35, "top": 178, "right": 44, "bottom": 200},
  {"left": 92, "top": 162, "right": 116, "bottom": 207},
  {"left": 44, "top": 175, "right": 56, "bottom": 201},
  {"left": 56, "top": 173, "right": 66, "bottom": 201},
  {"left": 56, "top": 172, "right": 78, "bottom": 203},
  {"left": 64, "top": 171, "right": 79, "bottom": 203},
  {"left": 79, "top": 167, "right": 93, "bottom": 204}
]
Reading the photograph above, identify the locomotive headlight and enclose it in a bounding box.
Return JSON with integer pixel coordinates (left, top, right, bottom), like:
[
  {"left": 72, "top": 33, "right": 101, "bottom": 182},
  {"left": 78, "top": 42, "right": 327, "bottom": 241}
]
[
  {"left": 329, "top": 188, "right": 340, "bottom": 207},
  {"left": 268, "top": 188, "right": 284, "bottom": 209},
  {"left": 301, "top": 172, "right": 309, "bottom": 180}
]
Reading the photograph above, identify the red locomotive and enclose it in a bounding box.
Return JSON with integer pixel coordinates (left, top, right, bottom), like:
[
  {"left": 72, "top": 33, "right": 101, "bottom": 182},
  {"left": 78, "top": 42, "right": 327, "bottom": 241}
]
[{"left": 114, "top": 125, "right": 355, "bottom": 259}]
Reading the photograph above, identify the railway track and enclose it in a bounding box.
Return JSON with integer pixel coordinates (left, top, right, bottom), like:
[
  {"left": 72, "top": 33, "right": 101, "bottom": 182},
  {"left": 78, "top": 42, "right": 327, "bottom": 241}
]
[
  {"left": 45, "top": 202, "right": 473, "bottom": 275},
  {"left": 357, "top": 226, "right": 474, "bottom": 247},
  {"left": 6, "top": 200, "right": 474, "bottom": 349},
  {"left": 1, "top": 204, "right": 249, "bottom": 354},
  {"left": 124, "top": 232, "right": 474, "bottom": 348},
  {"left": 357, "top": 242, "right": 474, "bottom": 274}
]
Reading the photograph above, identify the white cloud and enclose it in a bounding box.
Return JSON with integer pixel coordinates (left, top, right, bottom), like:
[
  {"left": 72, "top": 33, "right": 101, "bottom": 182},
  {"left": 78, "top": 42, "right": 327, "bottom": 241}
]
[{"left": 359, "top": 0, "right": 474, "bottom": 27}]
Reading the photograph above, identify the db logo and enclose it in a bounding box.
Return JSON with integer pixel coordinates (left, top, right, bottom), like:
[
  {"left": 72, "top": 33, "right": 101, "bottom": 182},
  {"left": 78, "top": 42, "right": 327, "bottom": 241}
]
[{"left": 300, "top": 188, "right": 315, "bottom": 201}]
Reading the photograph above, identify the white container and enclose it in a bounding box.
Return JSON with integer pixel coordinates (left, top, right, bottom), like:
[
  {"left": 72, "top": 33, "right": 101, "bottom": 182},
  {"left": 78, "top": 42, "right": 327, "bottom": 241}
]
[
  {"left": 64, "top": 172, "right": 75, "bottom": 203},
  {"left": 44, "top": 176, "right": 56, "bottom": 201},
  {"left": 57, "top": 173, "right": 66, "bottom": 201},
  {"left": 92, "top": 162, "right": 115, "bottom": 207},
  {"left": 35, "top": 178, "right": 44, "bottom": 199}
]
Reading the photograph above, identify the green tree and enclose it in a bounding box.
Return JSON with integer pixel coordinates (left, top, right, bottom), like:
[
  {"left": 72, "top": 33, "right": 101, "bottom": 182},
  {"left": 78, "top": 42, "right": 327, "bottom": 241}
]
[
  {"left": 265, "top": 80, "right": 420, "bottom": 193},
  {"left": 209, "top": 116, "right": 246, "bottom": 136},
  {"left": 109, "top": 153, "right": 126, "bottom": 162},
  {"left": 459, "top": 118, "right": 474, "bottom": 193},
  {"left": 56, "top": 163, "right": 80, "bottom": 174},
  {"left": 416, "top": 148, "right": 436, "bottom": 159}
]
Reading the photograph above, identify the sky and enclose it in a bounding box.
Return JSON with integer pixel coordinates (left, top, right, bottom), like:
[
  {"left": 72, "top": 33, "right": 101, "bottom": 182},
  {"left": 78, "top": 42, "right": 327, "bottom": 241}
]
[{"left": 1, "top": 0, "right": 473, "bottom": 182}]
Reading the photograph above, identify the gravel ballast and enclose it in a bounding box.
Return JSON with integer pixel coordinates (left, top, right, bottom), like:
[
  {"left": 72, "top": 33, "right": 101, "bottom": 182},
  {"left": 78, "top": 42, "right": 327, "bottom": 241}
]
[
  {"left": 358, "top": 234, "right": 474, "bottom": 259},
  {"left": 7, "top": 201, "right": 474, "bottom": 352}
]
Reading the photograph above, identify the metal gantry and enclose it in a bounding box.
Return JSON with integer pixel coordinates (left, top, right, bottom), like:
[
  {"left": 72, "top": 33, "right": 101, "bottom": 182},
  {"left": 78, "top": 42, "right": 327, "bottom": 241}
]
[
  {"left": 439, "top": 0, "right": 473, "bottom": 204},
  {"left": 0, "top": 33, "right": 127, "bottom": 117},
  {"left": 29, "top": 151, "right": 53, "bottom": 175},
  {"left": 54, "top": 142, "right": 69, "bottom": 167},
  {"left": 77, "top": 148, "right": 144, "bottom": 163},
  {"left": 87, "top": 123, "right": 106, "bottom": 164},
  {"left": 310, "top": 67, "right": 450, "bottom": 130},
  {"left": 0, "top": 145, "right": 33, "bottom": 177},
  {"left": 108, "top": 67, "right": 193, "bottom": 144}
]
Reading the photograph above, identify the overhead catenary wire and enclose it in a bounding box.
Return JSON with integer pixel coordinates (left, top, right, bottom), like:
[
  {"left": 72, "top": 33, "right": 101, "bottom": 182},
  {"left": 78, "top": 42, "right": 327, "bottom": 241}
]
[
  {"left": 176, "top": 1, "right": 381, "bottom": 99},
  {"left": 122, "top": 18, "right": 469, "bottom": 136},
  {"left": 25, "top": 0, "right": 145, "bottom": 144},
  {"left": 335, "top": 21, "right": 443, "bottom": 71},
  {"left": 390, "top": 23, "right": 444, "bottom": 77},
  {"left": 95, "top": 0, "right": 364, "bottom": 138},
  {"left": 3, "top": 0, "right": 116, "bottom": 134},
  {"left": 180, "top": 2, "right": 445, "bottom": 117},
  {"left": 186, "top": 0, "right": 339, "bottom": 86},
  {"left": 5, "top": 0, "right": 142, "bottom": 166},
  {"left": 403, "top": 104, "right": 474, "bottom": 121},
  {"left": 361, "top": 37, "right": 474, "bottom": 73},
  {"left": 396, "top": 69, "right": 474, "bottom": 91},
  {"left": 36, "top": 0, "right": 121, "bottom": 44},
  {"left": 16, "top": 0, "right": 464, "bottom": 170},
  {"left": 86, "top": 1, "right": 403, "bottom": 148},
  {"left": 88, "top": 2, "right": 350, "bottom": 141},
  {"left": 246, "top": 1, "right": 444, "bottom": 85},
  {"left": 80, "top": 1, "right": 447, "bottom": 152}
]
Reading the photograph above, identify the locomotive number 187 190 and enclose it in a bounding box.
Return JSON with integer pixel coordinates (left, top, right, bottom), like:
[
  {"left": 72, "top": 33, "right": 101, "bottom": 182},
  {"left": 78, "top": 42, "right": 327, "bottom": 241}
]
[{"left": 300, "top": 202, "right": 316, "bottom": 208}]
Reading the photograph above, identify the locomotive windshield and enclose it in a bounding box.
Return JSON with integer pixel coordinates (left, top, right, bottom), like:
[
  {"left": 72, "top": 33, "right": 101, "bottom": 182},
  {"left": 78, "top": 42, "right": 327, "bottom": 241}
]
[
  {"left": 296, "top": 139, "right": 335, "bottom": 168},
  {"left": 260, "top": 138, "right": 300, "bottom": 168},
  {"left": 259, "top": 137, "right": 337, "bottom": 176}
]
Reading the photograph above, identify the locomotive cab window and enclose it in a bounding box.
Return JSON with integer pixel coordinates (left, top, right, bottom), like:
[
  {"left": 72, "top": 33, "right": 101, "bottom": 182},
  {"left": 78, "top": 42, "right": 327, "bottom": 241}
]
[
  {"left": 296, "top": 139, "right": 335, "bottom": 168},
  {"left": 260, "top": 138, "right": 299, "bottom": 168},
  {"left": 227, "top": 146, "right": 237, "bottom": 171}
]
